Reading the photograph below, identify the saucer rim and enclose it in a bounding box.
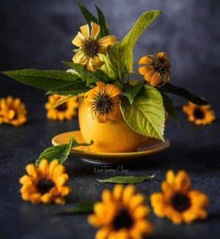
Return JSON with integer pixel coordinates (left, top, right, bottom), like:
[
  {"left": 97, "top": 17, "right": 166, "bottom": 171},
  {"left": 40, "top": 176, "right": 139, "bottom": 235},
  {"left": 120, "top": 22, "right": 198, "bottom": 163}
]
[{"left": 51, "top": 130, "right": 170, "bottom": 159}]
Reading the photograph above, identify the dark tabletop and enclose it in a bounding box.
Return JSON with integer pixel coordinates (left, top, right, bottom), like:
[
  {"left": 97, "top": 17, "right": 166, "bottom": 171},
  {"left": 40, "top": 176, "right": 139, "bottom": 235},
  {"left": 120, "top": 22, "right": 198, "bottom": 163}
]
[
  {"left": 1, "top": 0, "right": 220, "bottom": 238},
  {"left": 0, "top": 83, "right": 219, "bottom": 239}
]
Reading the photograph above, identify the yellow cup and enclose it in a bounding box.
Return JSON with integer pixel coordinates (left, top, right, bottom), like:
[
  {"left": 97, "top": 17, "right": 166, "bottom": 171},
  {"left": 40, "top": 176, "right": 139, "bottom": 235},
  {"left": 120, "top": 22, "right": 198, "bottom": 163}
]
[{"left": 78, "top": 97, "right": 148, "bottom": 153}]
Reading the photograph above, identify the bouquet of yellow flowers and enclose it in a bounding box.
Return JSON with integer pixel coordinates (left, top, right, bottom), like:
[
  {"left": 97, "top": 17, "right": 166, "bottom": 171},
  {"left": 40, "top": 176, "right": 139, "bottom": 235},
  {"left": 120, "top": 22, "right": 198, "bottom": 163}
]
[{"left": 2, "top": 0, "right": 208, "bottom": 153}]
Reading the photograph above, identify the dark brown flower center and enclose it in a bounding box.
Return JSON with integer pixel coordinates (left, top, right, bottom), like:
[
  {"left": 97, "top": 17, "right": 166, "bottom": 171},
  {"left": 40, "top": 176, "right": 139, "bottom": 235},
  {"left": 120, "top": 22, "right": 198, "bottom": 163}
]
[
  {"left": 56, "top": 103, "right": 68, "bottom": 112},
  {"left": 36, "top": 178, "right": 55, "bottom": 195},
  {"left": 93, "top": 94, "right": 113, "bottom": 114},
  {"left": 171, "top": 193, "right": 191, "bottom": 212},
  {"left": 112, "top": 208, "right": 133, "bottom": 231},
  {"left": 83, "top": 39, "right": 99, "bottom": 57},
  {"left": 193, "top": 108, "right": 204, "bottom": 119},
  {"left": 153, "top": 57, "right": 170, "bottom": 74}
]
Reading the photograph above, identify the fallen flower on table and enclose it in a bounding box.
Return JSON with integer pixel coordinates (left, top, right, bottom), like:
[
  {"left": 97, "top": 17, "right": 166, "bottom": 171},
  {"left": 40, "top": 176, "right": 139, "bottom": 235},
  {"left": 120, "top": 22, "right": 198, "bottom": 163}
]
[
  {"left": 19, "top": 159, "right": 70, "bottom": 204},
  {"left": 88, "top": 184, "right": 153, "bottom": 239},
  {"left": 150, "top": 169, "right": 209, "bottom": 224},
  {"left": 0, "top": 95, "right": 27, "bottom": 126},
  {"left": 182, "top": 101, "right": 215, "bottom": 125},
  {"left": 45, "top": 94, "right": 79, "bottom": 120}
]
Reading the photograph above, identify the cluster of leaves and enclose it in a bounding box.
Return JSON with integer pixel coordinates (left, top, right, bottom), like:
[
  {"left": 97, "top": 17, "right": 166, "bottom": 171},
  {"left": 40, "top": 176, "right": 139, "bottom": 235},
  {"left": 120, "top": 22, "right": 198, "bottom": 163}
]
[{"left": 1, "top": 0, "right": 209, "bottom": 142}]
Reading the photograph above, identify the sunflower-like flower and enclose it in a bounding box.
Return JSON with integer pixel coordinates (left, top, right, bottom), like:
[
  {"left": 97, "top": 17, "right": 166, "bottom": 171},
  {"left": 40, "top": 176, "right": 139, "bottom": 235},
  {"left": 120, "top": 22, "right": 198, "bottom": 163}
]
[
  {"left": 150, "top": 170, "right": 209, "bottom": 224},
  {"left": 88, "top": 184, "right": 153, "bottom": 239},
  {"left": 182, "top": 101, "right": 215, "bottom": 125},
  {"left": 138, "top": 52, "right": 170, "bottom": 86},
  {"left": 85, "top": 81, "right": 121, "bottom": 123},
  {"left": 19, "top": 159, "right": 70, "bottom": 204},
  {"left": 45, "top": 94, "right": 79, "bottom": 120},
  {"left": 0, "top": 95, "right": 27, "bottom": 126},
  {"left": 72, "top": 22, "right": 116, "bottom": 71}
]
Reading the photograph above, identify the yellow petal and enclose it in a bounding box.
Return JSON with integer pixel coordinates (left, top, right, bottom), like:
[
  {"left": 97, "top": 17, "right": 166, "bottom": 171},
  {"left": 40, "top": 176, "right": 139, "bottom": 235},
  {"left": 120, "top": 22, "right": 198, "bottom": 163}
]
[
  {"left": 91, "top": 22, "right": 100, "bottom": 39},
  {"left": 101, "top": 189, "right": 112, "bottom": 202},
  {"left": 166, "top": 170, "right": 175, "bottom": 186},
  {"left": 175, "top": 170, "right": 191, "bottom": 193},
  {"left": 72, "top": 51, "right": 88, "bottom": 65},
  {"left": 96, "top": 113, "right": 107, "bottom": 123},
  {"left": 49, "top": 159, "right": 59, "bottom": 176},
  {"left": 122, "top": 185, "right": 135, "bottom": 205},
  {"left": 38, "top": 159, "right": 49, "bottom": 175},
  {"left": 138, "top": 65, "right": 152, "bottom": 75},
  {"left": 55, "top": 174, "right": 69, "bottom": 187},
  {"left": 105, "top": 84, "right": 120, "bottom": 98},
  {"left": 129, "top": 194, "right": 145, "bottom": 210},
  {"left": 134, "top": 205, "right": 150, "bottom": 219},
  {"left": 91, "top": 55, "right": 104, "bottom": 69},
  {"left": 72, "top": 32, "right": 84, "bottom": 47},
  {"left": 54, "top": 197, "right": 66, "bottom": 204},
  {"left": 80, "top": 24, "right": 90, "bottom": 38},
  {"left": 138, "top": 55, "right": 152, "bottom": 65},
  {"left": 98, "top": 35, "right": 116, "bottom": 47},
  {"left": 26, "top": 164, "right": 39, "bottom": 178},
  {"left": 113, "top": 184, "right": 124, "bottom": 200},
  {"left": 150, "top": 72, "right": 161, "bottom": 86},
  {"left": 85, "top": 58, "right": 95, "bottom": 71},
  {"left": 95, "top": 227, "right": 110, "bottom": 239},
  {"left": 88, "top": 214, "right": 102, "bottom": 227}
]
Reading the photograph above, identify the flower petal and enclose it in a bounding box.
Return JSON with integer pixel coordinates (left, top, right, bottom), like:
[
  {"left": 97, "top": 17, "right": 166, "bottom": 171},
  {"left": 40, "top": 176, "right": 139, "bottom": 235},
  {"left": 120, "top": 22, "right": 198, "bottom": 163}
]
[
  {"left": 138, "top": 56, "right": 153, "bottom": 65},
  {"left": 72, "top": 32, "right": 84, "bottom": 47},
  {"left": 175, "top": 170, "right": 191, "bottom": 193},
  {"left": 150, "top": 72, "right": 161, "bottom": 86},
  {"left": 91, "top": 22, "right": 100, "bottom": 39},
  {"left": 98, "top": 35, "right": 116, "bottom": 47},
  {"left": 80, "top": 24, "right": 90, "bottom": 38},
  {"left": 122, "top": 185, "right": 135, "bottom": 205}
]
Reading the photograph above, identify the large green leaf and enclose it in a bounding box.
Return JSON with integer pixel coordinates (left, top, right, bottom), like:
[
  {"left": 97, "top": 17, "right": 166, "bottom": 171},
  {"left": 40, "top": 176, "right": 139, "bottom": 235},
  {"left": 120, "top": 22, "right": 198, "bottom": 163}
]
[
  {"left": 76, "top": 0, "right": 98, "bottom": 24},
  {"left": 120, "top": 85, "right": 165, "bottom": 141},
  {"left": 123, "top": 80, "right": 144, "bottom": 105},
  {"left": 2, "top": 69, "right": 81, "bottom": 91},
  {"left": 106, "top": 10, "right": 161, "bottom": 79},
  {"left": 62, "top": 61, "right": 114, "bottom": 85},
  {"left": 46, "top": 81, "right": 90, "bottom": 95}
]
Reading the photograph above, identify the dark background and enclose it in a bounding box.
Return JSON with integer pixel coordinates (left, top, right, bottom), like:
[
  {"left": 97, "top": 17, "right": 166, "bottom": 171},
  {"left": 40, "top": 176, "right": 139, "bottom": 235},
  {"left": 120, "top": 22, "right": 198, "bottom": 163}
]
[{"left": 0, "top": 0, "right": 220, "bottom": 239}]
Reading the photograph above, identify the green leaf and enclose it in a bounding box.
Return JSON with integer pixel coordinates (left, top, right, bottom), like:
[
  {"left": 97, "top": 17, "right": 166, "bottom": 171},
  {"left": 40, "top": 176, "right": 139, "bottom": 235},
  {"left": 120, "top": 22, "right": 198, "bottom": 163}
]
[
  {"left": 97, "top": 174, "right": 155, "bottom": 184},
  {"left": 105, "top": 43, "right": 123, "bottom": 80},
  {"left": 46, "top": 81, "right": 90, "bottom": 96},
  {"left": 35, "top": 136, "right": 93, "bottom": 165},
  {"left": 2, "top": 69, "right": 81, "bottom": 91},
  {"left": 120, "top": 10, "right": 161, "bottom": 75},
  {"left": 106, "top": 10, "right": 161, "bottom": 79},
  {"left": 161, "top": 92, "right": 179, "bottom": 125},
  {"left": 95, "top": 5, "right": 110, "bottom": 38},
  {"left": 35, "top": 135, "right": 74, "bottom": 166},
  {"left": 120, "top": 85, "right": 165, "bottom": 141},
  {"left": 62, "top": 61, "right": 114, "bottom": 85},
  {"left": 76, "top": 0, "right": 98, "bottom": 24},
  {"left": 161, "top": 83, "right": 209, "bottom": 105},
  {"left": 57, "top": 200, "right": 95, "bottom": 214},
  {"left": 123, "top": 80, "right": 144, "bottom": 105}
]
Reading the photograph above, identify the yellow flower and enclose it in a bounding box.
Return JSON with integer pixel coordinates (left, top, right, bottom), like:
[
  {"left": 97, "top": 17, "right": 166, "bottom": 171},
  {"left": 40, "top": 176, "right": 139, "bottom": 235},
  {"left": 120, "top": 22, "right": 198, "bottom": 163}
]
[
  {"left": 150, "top": 170, "right": 209, "bottom": 224},
  {"left": 0, "top": 95, "right": 27, "bottom": 126},
  {"left": 182, "top": 101, "right": 215, "bottom": 125},
  {"left": 138, "top": 52, "right": 170, "bottom": 86},
  {"left": 84, "top": 81, "right": 120, "bottom": 123},
  {"left": 45, "top": 94, "right": 79, "bottom": 120},
  {"left": 88, "top": 184, "right": 153, "bottom": 239},
  {"left": 72, "top": 22, "right": 116, "bottom": 71},
  {"left": 19, "top": 159, "right": 71, "bottom": 204}
]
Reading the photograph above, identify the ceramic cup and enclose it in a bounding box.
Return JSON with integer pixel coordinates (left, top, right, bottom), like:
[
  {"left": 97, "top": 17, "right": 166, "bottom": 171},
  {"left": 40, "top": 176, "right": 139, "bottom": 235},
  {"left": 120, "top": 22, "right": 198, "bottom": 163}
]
[{"left": 78, "top": 97, "right": 148, "bottom": 153}]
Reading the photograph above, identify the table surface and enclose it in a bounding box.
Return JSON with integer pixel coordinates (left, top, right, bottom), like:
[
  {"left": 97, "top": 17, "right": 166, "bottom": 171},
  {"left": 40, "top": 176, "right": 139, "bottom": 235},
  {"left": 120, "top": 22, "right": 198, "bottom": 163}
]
[{"left": 0, "top": 100, "right": 219, "bottom": 239}]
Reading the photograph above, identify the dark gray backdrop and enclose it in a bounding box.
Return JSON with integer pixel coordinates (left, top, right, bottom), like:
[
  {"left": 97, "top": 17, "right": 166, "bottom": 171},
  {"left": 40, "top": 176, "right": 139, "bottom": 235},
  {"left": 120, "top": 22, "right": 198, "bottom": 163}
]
[{"left": 0, "top": 0, "right": 219, "bottom": 112}]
